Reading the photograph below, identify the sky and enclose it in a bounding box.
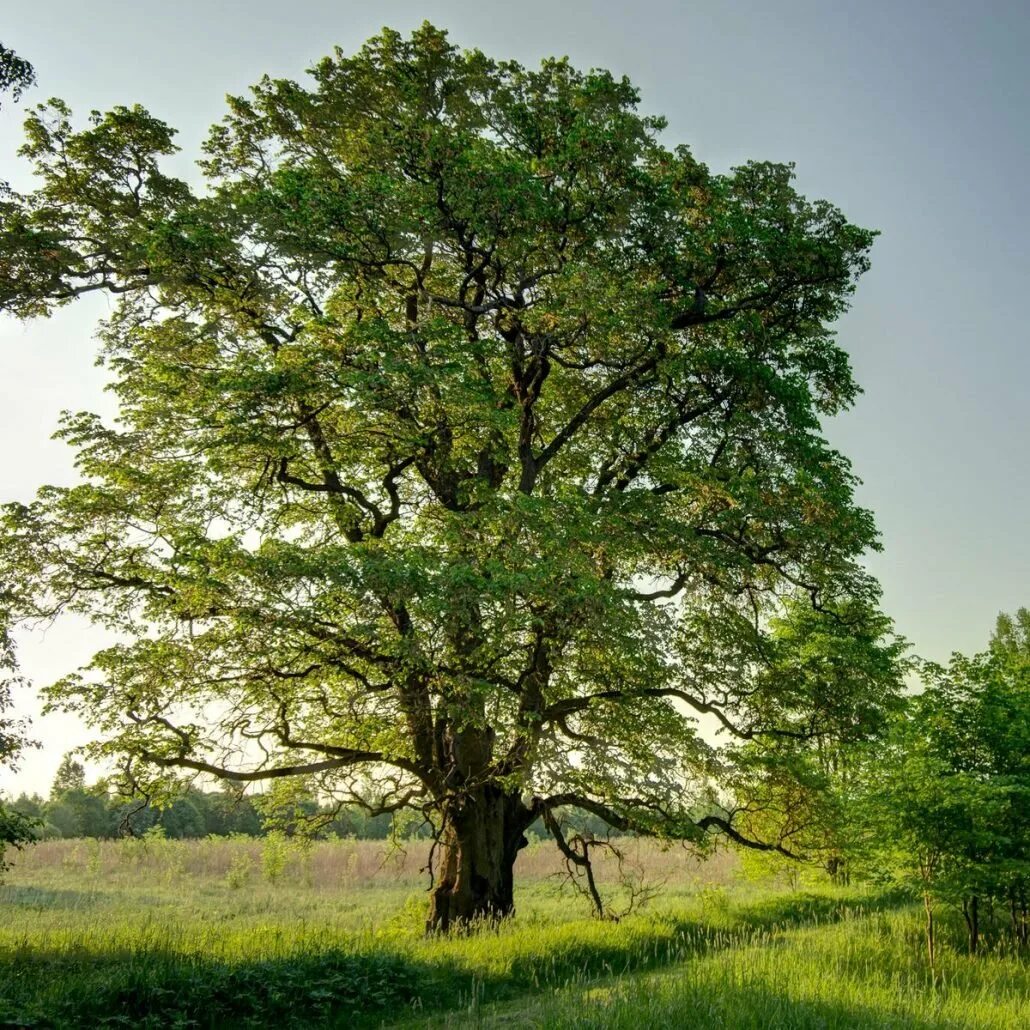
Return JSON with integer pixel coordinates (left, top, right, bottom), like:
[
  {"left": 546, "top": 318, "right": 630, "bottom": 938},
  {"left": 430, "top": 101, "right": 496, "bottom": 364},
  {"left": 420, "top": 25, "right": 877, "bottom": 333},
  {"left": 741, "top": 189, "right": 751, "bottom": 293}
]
[{"left": 1, "top": 0, "right": 1028, "bottom": 795}]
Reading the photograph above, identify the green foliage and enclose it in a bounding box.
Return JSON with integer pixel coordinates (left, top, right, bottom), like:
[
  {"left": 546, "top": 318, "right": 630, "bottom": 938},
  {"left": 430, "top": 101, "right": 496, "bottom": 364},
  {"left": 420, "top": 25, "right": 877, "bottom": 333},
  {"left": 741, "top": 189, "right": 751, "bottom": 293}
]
[
  {"left": 46, "top": 789, "right": 110, "bottom": 839},
  {"left": 0, "top": 23, "right": 893, "bottom": 917},
  {"left": 0, "top": 42, "right": 35, "bottom": 107},
  {"left": 0, "top": 803, "right": 37, "bottom": 875},
  {"left": 9, "top": 791, "right": 44, "bottom": 818},
  {"left": 51, "top": 752, "right": 87, "bottom": 796},
  {"left": 0, "top": 610, "right": 39, "bottom": 871},
  {"left": 156, "top": 796, "right": 206, "bottom": 839},
  {"left": 198, "top": 789, "right": 264, "bottom": 837},
  {"left": 720, "top": 596, "right": 908, "bottom": 868},
  {"left": 864, "top": 608, "right": 1030, "bottom": 956},
  {"left": 225, "top": 846, "right": 254, "bottom": 889},
  {"left": 261, "top": 829, "right": 290, "bottom": 884}
]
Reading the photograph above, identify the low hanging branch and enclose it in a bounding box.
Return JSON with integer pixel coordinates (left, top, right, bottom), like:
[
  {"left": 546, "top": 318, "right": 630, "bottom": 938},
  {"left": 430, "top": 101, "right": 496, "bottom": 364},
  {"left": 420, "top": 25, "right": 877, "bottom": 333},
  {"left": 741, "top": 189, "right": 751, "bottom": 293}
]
[{"left": 542, "top": 804, "right": 609, "bottom": 918}]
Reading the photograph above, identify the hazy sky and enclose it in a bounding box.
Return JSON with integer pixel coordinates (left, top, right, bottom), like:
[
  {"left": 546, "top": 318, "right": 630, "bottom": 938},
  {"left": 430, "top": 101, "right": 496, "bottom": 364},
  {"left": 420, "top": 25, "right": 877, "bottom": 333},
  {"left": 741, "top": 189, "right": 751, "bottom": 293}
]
[{"left": 2, "top": 0, "right": 1028, "bottom": 795}]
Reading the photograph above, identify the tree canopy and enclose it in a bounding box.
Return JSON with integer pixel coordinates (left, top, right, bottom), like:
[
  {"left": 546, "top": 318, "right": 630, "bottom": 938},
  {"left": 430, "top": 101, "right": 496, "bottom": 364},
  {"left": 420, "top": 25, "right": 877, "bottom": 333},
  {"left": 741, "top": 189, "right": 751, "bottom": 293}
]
[
  {"left": 0, "top": 24, "right": 898, "bottom": 927},
  {"left": 0, "top": 43, "right": 35, "bottom": 109},
  {"left": 1, "top": 609, "right": 38, "bottom": 870}
]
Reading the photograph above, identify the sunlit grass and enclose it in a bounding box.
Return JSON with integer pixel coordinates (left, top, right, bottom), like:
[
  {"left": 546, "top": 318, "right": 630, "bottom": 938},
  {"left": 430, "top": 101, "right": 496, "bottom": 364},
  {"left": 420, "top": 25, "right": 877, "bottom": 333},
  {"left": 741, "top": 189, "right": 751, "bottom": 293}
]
[
  {"left": 443, "top": 910, "right": 1030, "bottom": 1029},
  {"left": 0, "top": 838, "right": 1026, "bottom": 1028}
]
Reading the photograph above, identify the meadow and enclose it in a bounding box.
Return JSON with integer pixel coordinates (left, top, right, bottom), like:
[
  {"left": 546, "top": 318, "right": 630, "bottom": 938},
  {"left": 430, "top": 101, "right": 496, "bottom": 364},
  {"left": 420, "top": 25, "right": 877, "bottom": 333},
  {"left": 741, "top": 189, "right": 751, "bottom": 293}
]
[{"left": 0, "top": 836, "right": 1027, "bottom": 1028}]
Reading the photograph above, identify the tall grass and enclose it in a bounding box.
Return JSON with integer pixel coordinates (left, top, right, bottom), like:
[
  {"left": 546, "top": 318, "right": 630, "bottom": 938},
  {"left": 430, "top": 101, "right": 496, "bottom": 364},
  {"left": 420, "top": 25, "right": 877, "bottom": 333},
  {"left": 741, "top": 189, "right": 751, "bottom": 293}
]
[
  {"left": 0, "top": 838, "right": 1025, "bottom": 1028},
  {"left": 16, "top": 835, "right": 730, "bottom": 892},
  {"left": 439, "top": 908, "right": 1030, "bottom": 1028}
]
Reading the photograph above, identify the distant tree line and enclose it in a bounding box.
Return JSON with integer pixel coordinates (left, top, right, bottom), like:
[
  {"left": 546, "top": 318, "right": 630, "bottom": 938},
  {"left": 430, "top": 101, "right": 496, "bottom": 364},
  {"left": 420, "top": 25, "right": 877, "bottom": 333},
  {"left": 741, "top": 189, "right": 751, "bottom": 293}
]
[
  {"left": 7, "top": 754, "right": 611, "bottom": 843},
  {"left": 8, "top": 756, "right": 399, "bottom": 840}
]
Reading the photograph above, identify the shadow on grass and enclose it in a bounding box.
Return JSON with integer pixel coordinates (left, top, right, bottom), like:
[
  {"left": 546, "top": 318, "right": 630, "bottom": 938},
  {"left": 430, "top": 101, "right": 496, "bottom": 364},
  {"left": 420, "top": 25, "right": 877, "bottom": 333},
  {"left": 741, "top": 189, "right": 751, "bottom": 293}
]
[
  {"left": 728, "top": 887, "right": 906, "bottom": 929},
  {"left": 0, "top": 947, "right": 442, "bottom": 1029},
  {"left": 0, "top": 891, "right": 907, "bottom": 1030}
]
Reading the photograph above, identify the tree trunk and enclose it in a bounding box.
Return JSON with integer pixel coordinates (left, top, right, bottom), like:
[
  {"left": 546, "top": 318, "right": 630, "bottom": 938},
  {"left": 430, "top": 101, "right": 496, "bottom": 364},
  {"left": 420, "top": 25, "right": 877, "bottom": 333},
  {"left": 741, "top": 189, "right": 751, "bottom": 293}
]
[
  {"left": 426, "top": 785, "right": 530, "bottom": 931},
  {"left": 924, "top": 892, "right": 937, "bottom": 979},
  {"left": 825, "top": 855, "right": 850, "bottom": 886},
  {"left": 963, "top": 895, "right": 979, "bottom": 955},
  {"left": 425, "top": 720, "right": 532, "bottom": 932},
  {"left": 1010, "top": 889, "right": 1028, "bottom": 948}
]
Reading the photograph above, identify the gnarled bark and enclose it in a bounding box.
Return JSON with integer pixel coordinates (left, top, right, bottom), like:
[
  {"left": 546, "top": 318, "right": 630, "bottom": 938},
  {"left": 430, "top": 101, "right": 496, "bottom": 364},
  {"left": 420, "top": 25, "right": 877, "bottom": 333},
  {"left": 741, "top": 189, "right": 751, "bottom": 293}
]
[
  {"left": 426, "top": 721, "right": 532, "bottom": 932},
  {"left": 427, "top": 786, "right": 531, "bottom": 931}
]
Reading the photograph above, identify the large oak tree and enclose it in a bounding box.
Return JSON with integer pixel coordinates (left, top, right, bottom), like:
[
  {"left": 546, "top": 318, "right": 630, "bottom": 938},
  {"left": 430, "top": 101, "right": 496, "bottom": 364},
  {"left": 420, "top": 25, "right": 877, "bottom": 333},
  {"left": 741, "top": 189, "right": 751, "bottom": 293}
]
[{"left": 1, "top": 25, "right": 892, "bottom": 928}]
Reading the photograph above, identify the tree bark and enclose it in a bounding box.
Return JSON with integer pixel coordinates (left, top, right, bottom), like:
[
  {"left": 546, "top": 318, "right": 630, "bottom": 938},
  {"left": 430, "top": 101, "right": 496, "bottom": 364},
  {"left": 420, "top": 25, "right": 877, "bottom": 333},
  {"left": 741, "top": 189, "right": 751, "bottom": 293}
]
[
  {"left": 963, "top": 895, "right": 980, "bottom": 955},
  {"left": 825, "top": 855, "right": 850, "bottom": 886},
  {"left": 426, "top": 785, "right": 530, "bottom": 931},
  {"left": 425, "top": 720, "right": 532, "bottom": 932},
  {"left": 1011, "top": 887, "right": 1029, "bottom": 948},
  {"left": 924, "top": 892, "right": 936, "bottom": 979}
]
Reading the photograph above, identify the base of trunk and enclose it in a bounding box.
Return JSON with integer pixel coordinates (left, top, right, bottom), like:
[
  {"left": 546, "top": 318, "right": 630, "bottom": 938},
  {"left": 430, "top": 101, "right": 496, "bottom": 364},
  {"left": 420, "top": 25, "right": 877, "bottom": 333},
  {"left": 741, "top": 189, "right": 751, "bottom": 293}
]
[
  {"left": 426, "top": 788, "right": 529, "bottom": 933},
  {"left": 427, "top": 872, "right": 515, "bottom": 931}
]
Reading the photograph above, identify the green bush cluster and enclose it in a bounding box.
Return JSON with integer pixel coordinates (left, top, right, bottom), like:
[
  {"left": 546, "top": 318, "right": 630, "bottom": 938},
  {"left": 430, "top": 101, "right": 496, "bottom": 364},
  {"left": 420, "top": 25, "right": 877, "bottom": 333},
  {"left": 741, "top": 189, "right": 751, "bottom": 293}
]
[{"left": 862, "top": 610, "right": 1030, "bottom": 960}]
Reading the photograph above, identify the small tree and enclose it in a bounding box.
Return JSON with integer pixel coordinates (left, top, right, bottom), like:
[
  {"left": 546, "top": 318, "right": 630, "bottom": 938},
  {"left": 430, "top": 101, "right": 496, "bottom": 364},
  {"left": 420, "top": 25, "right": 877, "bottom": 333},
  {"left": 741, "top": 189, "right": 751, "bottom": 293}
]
[
  {"left": 984, "top": 610, "right": 1030, "bottom": 947},
  {"left": 716, "top": 596, "right": 907, "bottom": 882},
  {"left": 1, "top": 24, "right": 887, "bottom": 929},
  {"left": 50, "top": 753, "right": 87, "bottom": 797}
]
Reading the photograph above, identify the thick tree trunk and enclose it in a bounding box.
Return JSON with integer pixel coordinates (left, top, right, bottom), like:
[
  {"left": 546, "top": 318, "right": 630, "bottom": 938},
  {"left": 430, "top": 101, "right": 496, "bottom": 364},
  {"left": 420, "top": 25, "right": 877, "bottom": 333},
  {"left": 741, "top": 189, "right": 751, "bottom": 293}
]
[
  {"left": 426, "top": 786, "right": 530, "bottom": 931},
  {"left": 426, "top": 720, "right": 532, "bottom": 932},
  {"left": 825, "top": 855, "right": 850, "bottom": 886}
]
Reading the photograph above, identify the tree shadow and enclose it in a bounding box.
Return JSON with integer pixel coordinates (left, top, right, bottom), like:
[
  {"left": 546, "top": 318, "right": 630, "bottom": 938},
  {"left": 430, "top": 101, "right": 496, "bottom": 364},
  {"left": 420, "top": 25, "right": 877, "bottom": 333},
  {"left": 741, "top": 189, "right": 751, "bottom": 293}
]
[{"left": 500, "top": 890, "right": 908, "bottom": 989}]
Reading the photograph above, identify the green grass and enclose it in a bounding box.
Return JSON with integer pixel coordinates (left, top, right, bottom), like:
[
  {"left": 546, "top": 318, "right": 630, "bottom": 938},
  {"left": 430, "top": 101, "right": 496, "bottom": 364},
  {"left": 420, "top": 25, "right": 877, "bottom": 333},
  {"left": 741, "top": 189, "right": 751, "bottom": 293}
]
[
  {"left": 0, "top": 839, "right": 1026, "bottom": 1028},
  {"left": 436, "top": 910, "right": 1030, "bottom": 1028}
]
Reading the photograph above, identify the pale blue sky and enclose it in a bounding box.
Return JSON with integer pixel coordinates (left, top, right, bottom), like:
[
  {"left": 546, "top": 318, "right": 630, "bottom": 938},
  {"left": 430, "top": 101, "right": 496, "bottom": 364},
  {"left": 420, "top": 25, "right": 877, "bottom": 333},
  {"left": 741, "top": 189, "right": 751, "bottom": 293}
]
[{"left": 2, "top": 0, "right": 1028, "bottom": 794}]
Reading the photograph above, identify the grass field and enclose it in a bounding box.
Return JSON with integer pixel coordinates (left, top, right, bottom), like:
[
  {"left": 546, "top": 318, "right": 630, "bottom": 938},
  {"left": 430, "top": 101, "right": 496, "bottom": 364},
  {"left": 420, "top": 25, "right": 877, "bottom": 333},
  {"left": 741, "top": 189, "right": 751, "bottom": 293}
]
[{"left": 0, "top": 837, "right": 1027, "bottom": 1028}]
